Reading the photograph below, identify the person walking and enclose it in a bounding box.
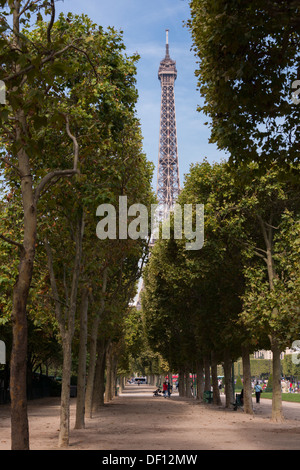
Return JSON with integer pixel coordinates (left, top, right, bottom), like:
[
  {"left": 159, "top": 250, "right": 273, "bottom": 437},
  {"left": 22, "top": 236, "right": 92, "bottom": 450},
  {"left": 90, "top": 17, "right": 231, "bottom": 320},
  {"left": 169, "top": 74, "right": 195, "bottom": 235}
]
[
  {"left": 162, "top": 381, "right": 168, "bottom": 398},
  {"left": 167, "top": 381, "right": 172, "bottom": 397},
  {"left": 254, "top": 382, "right": 262, "bottom": 403}
]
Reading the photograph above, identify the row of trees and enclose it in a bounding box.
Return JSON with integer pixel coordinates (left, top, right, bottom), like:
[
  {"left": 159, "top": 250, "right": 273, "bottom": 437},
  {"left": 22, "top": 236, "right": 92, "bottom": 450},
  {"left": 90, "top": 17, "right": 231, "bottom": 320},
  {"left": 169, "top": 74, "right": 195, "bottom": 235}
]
[
  {"left": 1, "top": 0, "right": 299, "bottom": 451},
  {"left": 142, "top": 160, "right": 300, "bottom": 416},
  {"left": 233, "top": 355, "right": 300, "bottom": 380},
  {"left": 0, "top": 1, "right": 154, "bottom": 450},
  {"left": 142, "top": 0, "right": 300, "bottom": 421}
]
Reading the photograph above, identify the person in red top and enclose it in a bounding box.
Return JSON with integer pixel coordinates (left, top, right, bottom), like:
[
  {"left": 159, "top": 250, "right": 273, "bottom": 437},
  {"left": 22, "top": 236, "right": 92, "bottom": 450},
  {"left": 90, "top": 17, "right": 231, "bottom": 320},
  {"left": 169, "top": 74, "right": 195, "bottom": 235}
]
[{"left": 162, "top": 381, "right": 168, "bottom": 398}]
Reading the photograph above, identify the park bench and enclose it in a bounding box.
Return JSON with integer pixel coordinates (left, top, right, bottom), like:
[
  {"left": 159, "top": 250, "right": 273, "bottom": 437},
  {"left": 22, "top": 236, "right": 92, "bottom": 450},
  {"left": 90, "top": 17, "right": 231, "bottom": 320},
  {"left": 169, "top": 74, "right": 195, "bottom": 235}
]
[
  {"left": 232, "top": 393, "right": 243, "bottom": 411},
  {"left": 203, "top": 390, "right": 213, "bottom": 403}
]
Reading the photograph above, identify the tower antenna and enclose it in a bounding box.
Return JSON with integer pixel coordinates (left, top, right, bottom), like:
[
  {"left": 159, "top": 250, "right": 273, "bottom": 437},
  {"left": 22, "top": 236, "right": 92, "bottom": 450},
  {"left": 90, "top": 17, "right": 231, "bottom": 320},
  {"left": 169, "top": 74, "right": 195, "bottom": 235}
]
[{"left": 166, "top": 29, "right": 170, "bottom": 57}]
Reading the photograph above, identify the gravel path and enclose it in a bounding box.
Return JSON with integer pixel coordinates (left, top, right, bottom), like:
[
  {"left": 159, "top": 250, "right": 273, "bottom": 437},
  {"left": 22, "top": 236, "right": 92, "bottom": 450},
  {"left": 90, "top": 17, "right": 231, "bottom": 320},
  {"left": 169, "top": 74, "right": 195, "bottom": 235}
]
[{"left": 1, "top": 384, "right": 300, "bottom": 450}]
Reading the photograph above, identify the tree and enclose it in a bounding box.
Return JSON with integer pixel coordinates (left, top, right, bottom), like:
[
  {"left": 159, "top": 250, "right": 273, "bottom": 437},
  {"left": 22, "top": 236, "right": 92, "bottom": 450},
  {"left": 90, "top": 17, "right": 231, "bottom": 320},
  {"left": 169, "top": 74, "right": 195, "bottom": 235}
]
[
  {"left": 0, "top": 1, "right": 153, "bottom": 448},
  {"left": 235, "top": 163, "right": 300, "bottom": 421},
  {"left": 177, "top": 160, "right": 254, "bottom": 409},
  {"left": 0, "top": 1, "right": 87, "bottom": 449},
  {"left": 187, "top": 0, "right": 300, "bottom": 420},
  {"left": 142, "top": 161, "right": 248, "bottom": 405},
  {"left": 187, "top": 0, "right": 300, "bottom": 169},
  {"left": 183, "top": 161, "right": 300, "bottom": 418}
]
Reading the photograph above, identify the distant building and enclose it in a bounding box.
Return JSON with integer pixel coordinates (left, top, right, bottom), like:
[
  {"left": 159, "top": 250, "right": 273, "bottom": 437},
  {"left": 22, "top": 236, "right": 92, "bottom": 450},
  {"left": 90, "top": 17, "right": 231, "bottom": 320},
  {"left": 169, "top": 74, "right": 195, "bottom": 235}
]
[{"left": 253, "top": 349, "right": 294, "bottom": 360}]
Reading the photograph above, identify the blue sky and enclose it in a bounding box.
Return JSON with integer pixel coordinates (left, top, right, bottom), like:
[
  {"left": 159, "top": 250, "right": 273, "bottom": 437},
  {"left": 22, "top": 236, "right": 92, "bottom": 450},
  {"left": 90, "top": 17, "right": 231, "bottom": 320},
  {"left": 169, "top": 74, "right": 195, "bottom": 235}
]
[{"left": 55, "top": 0, "right": 227, "bottom": 189}]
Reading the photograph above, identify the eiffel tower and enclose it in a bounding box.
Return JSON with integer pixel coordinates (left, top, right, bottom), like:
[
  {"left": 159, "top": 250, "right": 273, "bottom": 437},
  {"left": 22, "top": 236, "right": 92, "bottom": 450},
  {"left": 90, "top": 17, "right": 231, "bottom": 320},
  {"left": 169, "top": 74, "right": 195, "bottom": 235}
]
[
  {"left": 136, "top": 31, "right": 181, "bottom": 309},
  {"left": 156, "top": 29, "right": 181, "bottom": 221}
]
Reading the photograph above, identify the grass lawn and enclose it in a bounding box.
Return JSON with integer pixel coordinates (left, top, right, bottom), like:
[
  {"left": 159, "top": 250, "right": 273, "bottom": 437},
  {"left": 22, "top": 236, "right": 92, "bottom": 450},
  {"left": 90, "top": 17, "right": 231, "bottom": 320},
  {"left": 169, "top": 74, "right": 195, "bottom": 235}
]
[{"left": 257, "top": 392, "right": 300, "bottom": 403}]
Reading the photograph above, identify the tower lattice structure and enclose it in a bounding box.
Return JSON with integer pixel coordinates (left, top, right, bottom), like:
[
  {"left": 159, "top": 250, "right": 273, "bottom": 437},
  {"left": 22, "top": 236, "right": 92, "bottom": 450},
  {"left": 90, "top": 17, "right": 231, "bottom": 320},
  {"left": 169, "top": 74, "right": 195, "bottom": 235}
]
[
  {"left": 136, "top": 31, "right": 181, "bottom": 308},
  {"left": 156, "top": 30, "right": 180, "bottom": 220}
]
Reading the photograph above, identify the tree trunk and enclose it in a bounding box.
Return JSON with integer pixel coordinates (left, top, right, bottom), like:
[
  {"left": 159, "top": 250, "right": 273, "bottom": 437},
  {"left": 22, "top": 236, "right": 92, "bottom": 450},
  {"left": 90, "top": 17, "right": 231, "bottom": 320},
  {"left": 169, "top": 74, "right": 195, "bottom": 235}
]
[
  {"left": 85, "top": 268, "right": 108, "bottom": 418},
  {"left": 10, "top": 120, "right": 37, "bottom": 451},
  {"left": 223, "top": 351, "right": 233, "bottom": 408},
  {"left": 84, "top": 316, "right": 98, "bottom": 417},
  {"left": 241, "top": 345, "right": 253, "bottom": 414},
  {"left": 185, "top": 369, "right": 192, "bottom": 397},
  {"left": 110, "top": 354, "right": 116, "bottom": 399},
  {"left": 271, "top": 337, "right": 284, "bottom": 422},
  {"left": 259, "top": 216, "right": 284, "bottom": 422},
  {"left": 9, "top": 1, "right": 33, "bottom": 450},
  {"left": 8, "top": 1, "right": 79, "bottom": 449},
  {"left": 10, "top": 211, "right": 35, "bottom": 450},
  {"left": 195, "top": 359, "right": 204, "bottom": 401},
  {"left": 168, "top": 371, "right": 172, "bottom": 390},
  {"left": 204, "top": 355, "right": 211, "bottom": 391},
  {"left": 92, "top": 339, "right": 107, "bottom": 412},
  {"left": 105, "top": 345, "right": 113, "bottom": 403},
  {"left": 59, "top": 337, "right": 72, "bottom": 448},
  {"left": 75, "top": 288, "right": 89, "bottom": 429},
  {"left": 10, "top": 154, "right": 37, "bottom": 451},
  {"left": 112, "top": 356, "right": 118, "bottom": 397},
  {"left": 10, "top": 267, "right": 31, "bottom": 451},
  {"left": 178, "top": 370, "right": 184, "bottom": 397},
  {"left": 118, "top": 375, "right": 122, "bottom": 392},
  {"left": 211, "top": 352, "right": 221, "bottom": 405},
  {"left": 45, "top": 214, "right": 84, "bottom": 447},
  {"left": 59, "top": 219, "right": 83, "bottom": 446}
]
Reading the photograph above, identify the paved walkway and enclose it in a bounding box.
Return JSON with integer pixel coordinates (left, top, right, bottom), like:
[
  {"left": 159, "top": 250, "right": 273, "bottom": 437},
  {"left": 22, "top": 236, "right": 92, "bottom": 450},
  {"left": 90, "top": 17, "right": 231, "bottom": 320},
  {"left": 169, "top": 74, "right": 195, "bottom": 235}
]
[{"left": 1, "top": 384, "right": 300, "bottom": 450}]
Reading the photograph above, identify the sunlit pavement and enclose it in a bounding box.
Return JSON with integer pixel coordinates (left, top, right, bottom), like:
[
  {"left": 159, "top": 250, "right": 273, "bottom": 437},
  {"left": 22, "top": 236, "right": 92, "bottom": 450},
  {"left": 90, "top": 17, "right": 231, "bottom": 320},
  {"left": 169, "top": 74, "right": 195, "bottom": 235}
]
[{"left": 119, "top": 384, "right": 300, "bottom": 421}]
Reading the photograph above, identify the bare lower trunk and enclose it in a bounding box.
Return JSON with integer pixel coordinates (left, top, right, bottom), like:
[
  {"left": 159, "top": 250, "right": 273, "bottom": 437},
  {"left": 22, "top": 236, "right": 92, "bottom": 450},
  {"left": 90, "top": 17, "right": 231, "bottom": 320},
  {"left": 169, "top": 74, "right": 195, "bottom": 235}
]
[
  {"left": 8, "top": 0, "right": 78, "bottom": 450},
  {"left": 119, "top": 375, "right": 125, "bottom": 392},
  {"left": 10, "top": 152, "right": 36, "bottom": 450},
  {"left": 75, "top": 289, "right": 89, "bottom": 429},
  {"left": 59, "top": 338, "right": 72, "bottom": 447},
  {"left": 105, "top": 345, "right": 113, "bottom": 403},
  {"left": 45, "top": 215, "right": 84, "bottom": 447},
  {"left": 111, "top": 356, "right": 118, "bottom": 398},
  {"left": 10, "top": 256, "right": 31, "bottom": 451},
  {"left": 195, "top": 359, "right": 204, "bottom": 401},
  {"left": 185, "top": 369, "right": 192, "bottom": 397},
  {"left": 223, "top": 351, "right": 233, "bottom": 408},
  {"left": 85, "top": 269, "right": 108, "bottom": 418},
  {"left": 211, "top": 352, "right": 221, "bottom": 405},
  {"left": 9, "top": 2, "right": 32, "bottom": 451},
  {"left": 84, "top": 317, "right": 98, "bottom": 417},
  {"left": 178, "top": 370, "right": 184, "bottom": 396},
  {"left": 92, "top": 339, "right": 107, "bottom": 412},
  {"left": 241, "top": 345, "right": 253, "bottom": 414},
  {"left": 271, "top": 337, "right": 284, "bottom": 422},
  {"left": 259, "top": 217, "right": 284, "bottom": 422},
  {"left": 204, "top": 355, "right": 211, "bottom": 391}
]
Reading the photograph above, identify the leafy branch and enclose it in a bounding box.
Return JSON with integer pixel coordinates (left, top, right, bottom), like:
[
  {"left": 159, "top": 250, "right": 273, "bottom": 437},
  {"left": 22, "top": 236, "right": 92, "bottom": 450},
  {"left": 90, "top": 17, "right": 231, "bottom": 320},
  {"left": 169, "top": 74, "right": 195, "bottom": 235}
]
[{"left": 34, "top": 114, "right": 80, "bottom": 204}]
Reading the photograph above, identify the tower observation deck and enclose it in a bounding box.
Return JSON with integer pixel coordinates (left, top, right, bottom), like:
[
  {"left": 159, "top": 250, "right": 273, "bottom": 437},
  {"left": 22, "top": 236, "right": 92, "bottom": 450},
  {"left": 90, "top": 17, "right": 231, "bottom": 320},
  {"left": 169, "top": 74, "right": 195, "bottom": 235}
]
[{"left": 156, "top": 29, "right": 180, "bottom": 220}]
